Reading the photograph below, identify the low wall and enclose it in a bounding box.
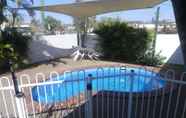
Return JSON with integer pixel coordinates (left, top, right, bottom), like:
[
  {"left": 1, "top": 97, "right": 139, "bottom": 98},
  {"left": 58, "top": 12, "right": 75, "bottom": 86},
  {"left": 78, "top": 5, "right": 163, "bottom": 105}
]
[{"left": 28, "top": 33, "right": 183, "bottom": 65}]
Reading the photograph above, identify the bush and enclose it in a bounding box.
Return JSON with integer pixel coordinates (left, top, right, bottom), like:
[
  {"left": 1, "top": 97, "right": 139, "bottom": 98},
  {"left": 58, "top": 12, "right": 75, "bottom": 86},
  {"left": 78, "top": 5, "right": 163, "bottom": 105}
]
[
  {"left": 94, "top": 18, "right": 165, "bottom": 66},
  {"left": 0, "top": 28, "right": 31, "bottom": 71},
  {"left": 137, "top": 51, "right": 166, "bottom": 66},
  {"left": 94, "top": 19, "right": 151, "bottom": 63}
]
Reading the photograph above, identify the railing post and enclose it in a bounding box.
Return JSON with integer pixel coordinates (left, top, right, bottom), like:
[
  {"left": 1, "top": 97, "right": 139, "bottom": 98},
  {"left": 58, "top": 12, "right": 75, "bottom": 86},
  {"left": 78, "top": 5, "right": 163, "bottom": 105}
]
[
  {"left": 128, "top": 70, "right": 134, "bottom": 118},
  {"left": 85, "top": 74, "right": 93, "bottom": 118},
  {"left": 15, "top": 93, "right": 26, "bottom": 118},
  {"left": 9, "top": 61, "right": 26, "bottom": 118}
]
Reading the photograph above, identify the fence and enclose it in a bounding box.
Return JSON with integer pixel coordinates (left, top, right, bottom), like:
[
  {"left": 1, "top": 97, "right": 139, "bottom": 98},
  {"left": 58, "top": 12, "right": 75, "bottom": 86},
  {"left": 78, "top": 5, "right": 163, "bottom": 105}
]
[{"left": 0, "top": 66, "right": 186, "bottom": 118}]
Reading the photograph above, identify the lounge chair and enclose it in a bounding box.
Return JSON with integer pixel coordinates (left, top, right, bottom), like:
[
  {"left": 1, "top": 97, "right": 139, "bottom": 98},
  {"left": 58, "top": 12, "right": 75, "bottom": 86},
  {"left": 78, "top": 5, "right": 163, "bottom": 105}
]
[{"left": 71, "top": 47, "right": 100, "bottom": 61}]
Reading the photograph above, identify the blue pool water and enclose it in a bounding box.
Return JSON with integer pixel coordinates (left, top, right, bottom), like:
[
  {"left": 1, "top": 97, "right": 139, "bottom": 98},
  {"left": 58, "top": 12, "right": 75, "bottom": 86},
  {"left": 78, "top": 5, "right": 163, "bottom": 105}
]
[{"left": 32, "top": 67, "right": 166, "bottom": 104}]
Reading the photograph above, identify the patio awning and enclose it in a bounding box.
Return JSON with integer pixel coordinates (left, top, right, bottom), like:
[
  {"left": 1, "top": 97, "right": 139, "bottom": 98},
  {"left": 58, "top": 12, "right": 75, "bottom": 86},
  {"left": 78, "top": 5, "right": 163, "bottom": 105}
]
[{"left": 31, "top": 0, "right": 167, "bottom": 17}]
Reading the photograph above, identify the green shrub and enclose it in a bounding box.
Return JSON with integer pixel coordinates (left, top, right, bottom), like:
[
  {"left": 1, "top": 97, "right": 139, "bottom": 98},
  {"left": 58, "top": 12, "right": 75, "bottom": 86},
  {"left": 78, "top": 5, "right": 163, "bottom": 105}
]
[
  {"left": 0, "top": 28, "right": 31, "bottom": 71},
  {"left": 137, "top": 51, "right": 166, "bottom": 66},
  {"left": 94, "top": 19, "right": 151, "bottom": 62},
  {"left": 94, "top": 18, "right": 165, "bottom": 66}
]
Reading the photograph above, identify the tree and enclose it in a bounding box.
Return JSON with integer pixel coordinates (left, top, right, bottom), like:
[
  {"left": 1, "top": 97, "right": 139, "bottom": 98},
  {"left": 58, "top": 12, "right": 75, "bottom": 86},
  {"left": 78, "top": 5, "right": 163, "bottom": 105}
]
[
  {"left": 75, "top": 0, "right": 97, "bottom": 48},
  {"left": 74, "top": 17, "right": 87, "bottom": 47},
  {"left": 0, "top": 0, "right": 34, "bottom": 70},
  {"left": 94, "top": 19, "right": 152, "bottom": 63},
  {"left": 5, "top": 11, "right": 24, "bottom": 27},
  {"left": 30, "top": 18, "right": 43, "bottom": 33},
  {"left": 1, "top": 0, "right": 34, "bottom": 28},
  {"left": 171, "top": 0, "right": 186, "bottom": 68},
  {"left": 44, "top": 16, "right": 62, "bottom": 34}
]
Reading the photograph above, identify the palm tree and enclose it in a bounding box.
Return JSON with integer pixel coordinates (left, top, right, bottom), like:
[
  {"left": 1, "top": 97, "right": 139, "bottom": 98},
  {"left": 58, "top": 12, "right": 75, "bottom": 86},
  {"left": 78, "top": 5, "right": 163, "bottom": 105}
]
[
  {"left": 171, "top": 0, "right": 186, "bottom": 68},
  {"left": 75, "top": 0, "right": 96, "bottom": 48},
  {"left": 0, "top": 0, "right": 34, "bottom": 26}
]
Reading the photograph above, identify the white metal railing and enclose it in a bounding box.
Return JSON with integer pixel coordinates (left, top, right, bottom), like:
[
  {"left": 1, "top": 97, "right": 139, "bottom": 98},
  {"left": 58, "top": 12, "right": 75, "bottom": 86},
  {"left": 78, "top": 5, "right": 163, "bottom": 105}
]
[{"left": 0, "top": 66, "right": 186, "bottom": 118}]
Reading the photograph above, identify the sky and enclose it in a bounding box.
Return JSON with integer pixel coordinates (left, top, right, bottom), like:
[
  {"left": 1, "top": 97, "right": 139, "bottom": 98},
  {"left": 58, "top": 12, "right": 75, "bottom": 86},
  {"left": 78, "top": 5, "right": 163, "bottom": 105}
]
[{"left": 18, "top": 0, "right": 175, "bottom": 24}]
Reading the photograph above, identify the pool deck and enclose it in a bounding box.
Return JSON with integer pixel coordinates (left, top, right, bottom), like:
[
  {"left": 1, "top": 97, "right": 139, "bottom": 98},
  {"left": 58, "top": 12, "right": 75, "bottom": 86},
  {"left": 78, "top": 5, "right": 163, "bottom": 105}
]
[
  {"left": 0, "top": 58, "right": 171, "bottom": 81},
  {"left": 0, "top": 58, "right": 184, "bottom": 117},
  {"left": 1, "top": 58, "right": 184, "bottom": 90}
]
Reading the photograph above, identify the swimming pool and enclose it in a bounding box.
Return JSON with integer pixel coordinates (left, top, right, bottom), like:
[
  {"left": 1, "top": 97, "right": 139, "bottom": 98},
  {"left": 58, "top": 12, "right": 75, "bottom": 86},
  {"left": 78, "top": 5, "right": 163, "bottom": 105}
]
[{"left": 32, "top": 67, "right": 166, "bottom": 104}]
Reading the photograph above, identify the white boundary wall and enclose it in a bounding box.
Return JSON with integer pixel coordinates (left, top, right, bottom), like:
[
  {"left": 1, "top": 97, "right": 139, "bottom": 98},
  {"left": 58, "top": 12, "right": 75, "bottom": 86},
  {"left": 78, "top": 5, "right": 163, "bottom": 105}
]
[
  {"left": 28, "top": 34, "right": 78, "bottom": 63},
  {"left": 28, "top": 33, "right": 184, "bottom": 65},
  {"left": 156, "top": 34, "right": 184, "bottom": 65}
]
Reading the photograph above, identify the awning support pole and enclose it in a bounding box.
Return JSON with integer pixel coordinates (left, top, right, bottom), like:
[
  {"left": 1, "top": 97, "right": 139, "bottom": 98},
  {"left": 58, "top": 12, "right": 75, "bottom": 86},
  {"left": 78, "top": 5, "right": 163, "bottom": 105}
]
[{"left": 152, "top": 7, "right": 160, "bottom": 57}]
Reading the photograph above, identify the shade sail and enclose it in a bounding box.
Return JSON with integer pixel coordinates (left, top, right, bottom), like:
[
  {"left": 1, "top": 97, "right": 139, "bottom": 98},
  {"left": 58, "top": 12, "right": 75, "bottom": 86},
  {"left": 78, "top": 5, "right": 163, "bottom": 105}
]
[{"left": 31, "top": 0, "right": 166, "bottom": 17}]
